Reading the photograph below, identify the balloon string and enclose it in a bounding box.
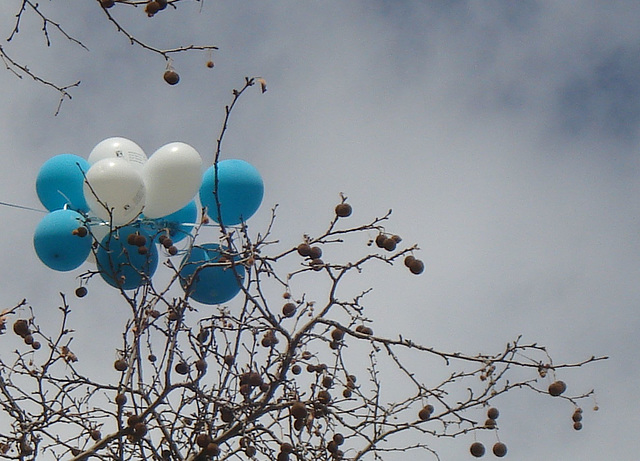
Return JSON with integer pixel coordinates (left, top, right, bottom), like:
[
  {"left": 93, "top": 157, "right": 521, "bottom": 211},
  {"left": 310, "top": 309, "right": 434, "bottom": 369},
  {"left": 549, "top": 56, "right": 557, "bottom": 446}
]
[{"left": 0, "top": 200, "right": 47, "bottom": 213}]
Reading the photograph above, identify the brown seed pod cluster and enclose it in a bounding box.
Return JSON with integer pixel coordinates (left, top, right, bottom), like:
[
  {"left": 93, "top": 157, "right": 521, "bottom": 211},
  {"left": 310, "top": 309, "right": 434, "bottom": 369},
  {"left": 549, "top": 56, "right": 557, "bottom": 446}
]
[
  {"left": 404, "top": 254, "right": 425, "bottom": 275},
  {"left": 13, "top": 319, "right": 40, "bottom": 350},
  {"left": 297, "top": 243, "right": 325, "bottom": 270},
  {"left": 126, "top": 414, "right": 147, "bottom": 442},
  {"left": 572, "top": 407, "right": 583, "bottom": 430},
  {"left": 158, "top": 233, "right": 178, "bottom": 255},
  {"left": 326, "top": 431, "right": 345, "bottom": 459},
  {"left": 486, "top": 407, "right": 499, "bottom": 428}
]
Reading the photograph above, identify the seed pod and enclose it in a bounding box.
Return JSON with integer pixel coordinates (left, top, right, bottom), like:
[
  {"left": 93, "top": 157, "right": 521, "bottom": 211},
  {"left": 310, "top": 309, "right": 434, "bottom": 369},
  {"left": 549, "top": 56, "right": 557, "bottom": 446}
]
[
  {"left": 282, "top": 302, "right": 297, "bottom": 318},
  {"left": 13, "top": 319, "right": 30, "bottom": 337},
  {"left": 75, "top": 226, "right": 88, "bottom": 237},
  {"left": 220, "top": 407, "right": 234, "bottom": 423},
  {"left": 75, "top": 286, "right": 88, "bottom": 298},
  {"left": 114, "top": 359, "right": 128, "bottom": 372},
  {"left": 195, "top": 359, "right": 207, "bottom": 374},
  {"left": 331, "top": 328, "right": 344, "bottom": 341},
  {"left": 291, "top": 364, "right": 302, "bottom": 375},
  {"left": 297, "top": 243, "right": 312, "bottom": 257},
  {"left": 383, "top": 238, "right": 397, "bottom": 251},
  {"left": 31, "top": 341, "right": 41, "bottom": 350},
  {"left": 224, "top": 354, "right": 235, "bottom": 366},
  {"left": 404, "top": 255, "right": 416, "bottom": 267},
  {"left": 168, "top": 245, "right": 178, "bottom": 256},
  {"left": 418, "top": 405, "right": 434, "bottom": 421},
  {"left": 335, "top": 203, "right": 352, "bottom": 217},
  {"left": 492, "top": 442, "right": 507, "bottom": 457},
  {"left": 145, "top": 1, "right": 161, "bottom": 16},
  {"left": 573, "top": 421, "right": 583, "bottom": 430},
  {"left": 156, "top": 0, "right": 167, "bottom": 10},
  {"left": 115, "top": 393, "right": 127, "bottom": 406},
  {"left": 484, "top": 418, "right": 497, "bottom": 429},
  {"left": 133, "top": 422, "right": 147, "bottom": 437},
  {"left": 548, "top": 380, "right": 567, "bottom": 397},
  {"left": 23, "top": 334, "right": 34, "bottom": 345},
  {"left": 290, "top": 401, "right": 307, "bottom": 420},
  {"left": 163, "top": 70, "right": 180, "bottom": 85},
  {"left": 100, "top": 0, "right": 115, "bottom": 8},
  {"left": 317, "top": 390, "right": 331, "bottom": 405},
  {"left": 333, "top": 433, "right": 344, "bottom": 445},
  {"left": 308, "top": 246, "right": 322, "bottom": 259},
  {"left": 127, "top": 414, "right": 142, "bottom": 428},
  {"left": 137, "top": 246, "right": 148, "bottom": 255},
  {"left": 409, "top": 259, "right": 425, "bottom": 275},
  {"left": 196, "top": 433, "right": 211, "bottom": 448},
  {"left": 206, "top": 60, "right": 215, "bottom": 68},
  {"left": 90, "top": 429, "right": 101, "bottom": 441},
  {"left": 175, "top": 362, "right": 189, "bottom": 375},
  {"left": 248, "top": 372, "right": 263, "bottom": 387},
  {"left": 205, "top": 443, "right": 220, "bottom": 456},
  {"left": 469, "top": 442, "right": 485, "bottom": 457},
  {"left": 375, "top": 234, "right": 387, "bottom": 248},
  {"left": 127, "top": 233, "right": 138, "bottom": 245},
  {"left": 487, "top": 407, "right": 499, "bottom": 420},
  {"left": 322, "top": 376, "right": 333, "bottom": 388},
  {"left": 281, "top": 442, "right": 294, "bottom": 453}
]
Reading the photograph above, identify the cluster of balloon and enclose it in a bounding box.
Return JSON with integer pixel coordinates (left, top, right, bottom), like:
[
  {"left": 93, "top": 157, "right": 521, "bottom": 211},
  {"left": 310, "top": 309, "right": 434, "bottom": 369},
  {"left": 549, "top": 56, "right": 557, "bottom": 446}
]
[{"left": 33, "top": 137, "right": 264, "bottom": 305}]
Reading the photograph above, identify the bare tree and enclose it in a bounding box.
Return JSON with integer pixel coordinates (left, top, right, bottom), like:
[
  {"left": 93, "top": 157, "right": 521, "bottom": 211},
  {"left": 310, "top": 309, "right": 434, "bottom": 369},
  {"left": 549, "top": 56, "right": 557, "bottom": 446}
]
[
  {"left": 1, "top": 0, "right": 217, "bottom": 114},
  {"left": 0, "top": 78, "right": 606, "bottom": 460}
]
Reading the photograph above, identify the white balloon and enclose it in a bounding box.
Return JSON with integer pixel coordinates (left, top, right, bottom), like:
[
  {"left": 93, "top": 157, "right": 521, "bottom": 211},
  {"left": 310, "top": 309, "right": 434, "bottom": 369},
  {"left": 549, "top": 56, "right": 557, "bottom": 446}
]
[
  {"left": 88, "top": 137, "right": 147, "bottom": 170},
  {"left": 83, "top": 158, "right": 146, "bottom": 225},
  {"left": 142, "top": 142, "right": 203, "bottom": 219}
]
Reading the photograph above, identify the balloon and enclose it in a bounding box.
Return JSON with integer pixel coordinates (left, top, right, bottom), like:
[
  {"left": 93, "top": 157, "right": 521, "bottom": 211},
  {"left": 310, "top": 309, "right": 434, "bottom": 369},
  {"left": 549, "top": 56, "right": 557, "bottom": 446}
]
[
  {"left": 142, "top": 142, "right": 202, "bottom": 219},
  {"left": 88, "top": 137, "right": 147, "bottom": 170},
  {"left": 33, "top": 209, "right": 92, "bottom": 271},
  {"left": 179, "top": 243, "right": 245, "bottom": 304},
  {"left": 36, "top": 154, "right": 91, "bottom": 212},
  {"left": 96, "top": 225, "right": 158, "bottom": 290},
  {"left": 150, "top": 200, "right": 197, "bottom": 244},
  {"left": 83, "top": 158, "right": 146, "bottom": 225},
  {"left": 199, "top": 159, "right": 264, "bottom": 226}
]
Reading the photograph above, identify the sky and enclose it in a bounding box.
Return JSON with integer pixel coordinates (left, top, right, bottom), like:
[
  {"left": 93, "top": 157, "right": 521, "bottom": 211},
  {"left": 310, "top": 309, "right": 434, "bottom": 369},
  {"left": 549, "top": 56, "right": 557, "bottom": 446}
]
[{"left": 0, "top": 1, "right": 639, "bottom": 459}]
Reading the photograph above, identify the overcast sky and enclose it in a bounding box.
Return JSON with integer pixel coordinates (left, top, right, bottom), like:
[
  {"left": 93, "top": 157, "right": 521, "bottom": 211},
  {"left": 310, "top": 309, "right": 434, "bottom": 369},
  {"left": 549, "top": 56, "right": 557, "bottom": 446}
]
[{"left": 0, "top": 1, "right": 638, "bottom": 459}]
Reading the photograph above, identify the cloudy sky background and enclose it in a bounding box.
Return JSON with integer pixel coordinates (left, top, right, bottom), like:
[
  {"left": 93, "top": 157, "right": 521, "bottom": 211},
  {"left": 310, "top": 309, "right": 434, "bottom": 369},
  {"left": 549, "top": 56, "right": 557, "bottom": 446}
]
[{"left": 0, "top": 1, "right": 638, "bottom": 459}]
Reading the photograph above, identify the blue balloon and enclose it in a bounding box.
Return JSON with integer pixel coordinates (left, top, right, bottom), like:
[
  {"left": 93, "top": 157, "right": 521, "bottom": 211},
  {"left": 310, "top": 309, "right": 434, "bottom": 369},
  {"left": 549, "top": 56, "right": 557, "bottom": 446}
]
[
  {"left": 151, "top": 200, "right": 198, "bottom": 244},
  {"left": 33, "top": 209, "right": 91, "bottom": 271},
  {"left": 97, "top": 225, "right": 158, "bottom": 290},
  {"left": 179, "top": 243, "right": 245, "bottom": 305},
  {"left": 36, "top": 154, "right": 91, "bottom": 212},
  {"left": 199, "top": 159, "right": 264, "bottom": 226}
]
